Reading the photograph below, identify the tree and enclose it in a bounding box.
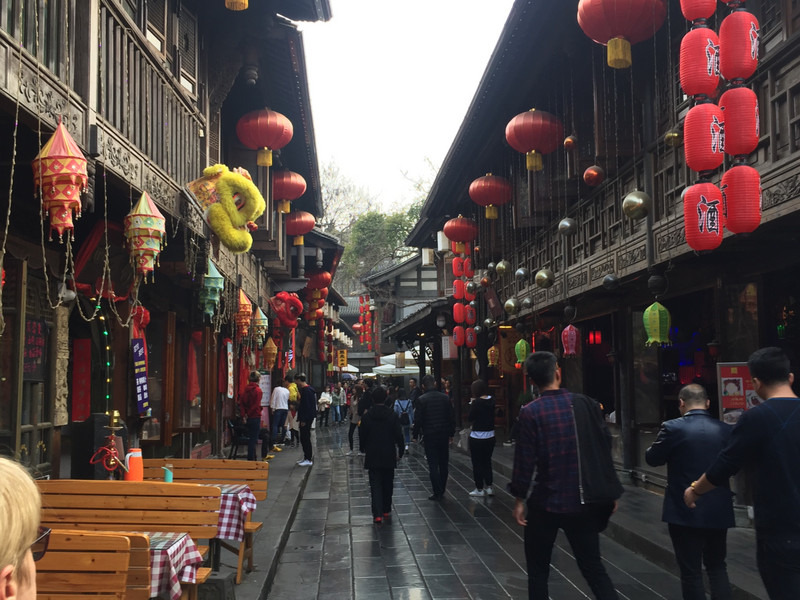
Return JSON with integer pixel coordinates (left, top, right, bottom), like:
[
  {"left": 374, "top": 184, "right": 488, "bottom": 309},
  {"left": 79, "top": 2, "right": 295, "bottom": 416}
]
[{"left": 317, "top": 162, "right": 378, "bottom": 241}]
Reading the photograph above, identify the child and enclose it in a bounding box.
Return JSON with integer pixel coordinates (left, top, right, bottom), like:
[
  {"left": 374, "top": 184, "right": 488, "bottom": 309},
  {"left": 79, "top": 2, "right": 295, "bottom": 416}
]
[{"left": 285, "top": 401, "right": 300, "bottom": 448}]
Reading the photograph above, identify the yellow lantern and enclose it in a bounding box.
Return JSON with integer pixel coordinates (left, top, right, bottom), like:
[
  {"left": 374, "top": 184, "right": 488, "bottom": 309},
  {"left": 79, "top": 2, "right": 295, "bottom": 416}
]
[
  {"left": 225, "top": 0, "right": 248, "bottom": 10},
  {"left": 487, "top": 345, "right": 500, "bottom": 367},
  {"left": 264, "top": 337, "right": 278, "bottom": 370}
]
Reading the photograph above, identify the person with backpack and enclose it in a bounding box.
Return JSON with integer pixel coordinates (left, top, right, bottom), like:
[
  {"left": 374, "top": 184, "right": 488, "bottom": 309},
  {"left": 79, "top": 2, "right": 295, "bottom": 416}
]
[{"left": 394, "top": 387, "right": 414, "bottom": 450}]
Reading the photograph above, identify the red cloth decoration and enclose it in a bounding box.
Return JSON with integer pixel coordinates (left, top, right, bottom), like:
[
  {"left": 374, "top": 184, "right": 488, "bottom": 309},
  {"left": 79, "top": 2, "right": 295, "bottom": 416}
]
[
  {"left": 72, "top": 339, "right": 92, "bottom": 422},
  {"left": 452, "top": 257, "right": 464, "bottom": 277},
  {"left": 680, "top": 28, "right": 720, "bottom": 98},
  {"left": 719, "top": 10, "right": 759, "bottom": 81},
  {"left": 453, "top": 326, "right": 465, "bottom": 347},
  {"left": 722, "top": 165, "right": 761, "bottom": 234},
  {"left": 464, "top": 258, "right": 475, "bottom": 278},
  {"left": 684, "top": 103, "right": 725, "bottom": 172},
  {"left": 681, "top": 0, "right": 716, "bottom": 22},
  {"left": 719, "top": 87, "right": 759, "bottom": 157},
  {"left": 453, "top": 303, "right": 465, "bottom": 324},
  {"left": 505, "top": 109, "right": 564, "bottom": 170},
  {"left": 465, "top": 327, "right": 477, "bottom": 349},
  {"left": 453, "top": 279, "right": 465, "bottom": 300},
  {"left": 684, "top": 182, "right": 724, "bottom": 251},
  {"left": 465, "top": 304, "right": 477, "bottom": 326}
]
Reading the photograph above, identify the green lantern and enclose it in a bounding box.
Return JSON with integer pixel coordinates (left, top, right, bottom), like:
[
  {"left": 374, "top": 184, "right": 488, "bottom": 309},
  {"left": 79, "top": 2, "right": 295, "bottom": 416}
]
[
  {"left": 199, "top": 259, "right": 224, "bottom": 318},
  {"left": 643, "top": 301, "right": 671, "bottom": 346},
  {"left": 515, "top": 338, "right": 532, "bottom": 369},
  {"left": 254, "top": 308, "right": 268, "bottom": 346}
]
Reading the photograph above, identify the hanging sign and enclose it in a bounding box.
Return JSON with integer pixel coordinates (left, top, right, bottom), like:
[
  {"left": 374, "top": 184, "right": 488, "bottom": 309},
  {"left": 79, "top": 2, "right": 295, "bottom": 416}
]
[
  {"left": 72, "top": 338, "right": 91, "bottom": 421},
  {"left": 717, "top": 362, "right": 757, "bottom": 425},
  {"left": 23, "top": 319, "right": 48, "bottom": 381},
  {"left": 337, "top": 349, "right": 348, "bottom": 368},
  {"left": 226, "top": 340, "right": 234, "bottom": 399},
  {"left": 131, "top": 338, "right": 150, "bottom": 415}
]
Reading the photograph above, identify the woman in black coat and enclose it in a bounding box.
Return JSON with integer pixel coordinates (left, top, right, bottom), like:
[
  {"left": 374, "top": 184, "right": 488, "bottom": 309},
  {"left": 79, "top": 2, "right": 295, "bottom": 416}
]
[
  {"left": 467, "top": 379, "right": 496, "bottom": 497},
  {"left": 360, "top": 386, "right": 405, "bottom": 523}
]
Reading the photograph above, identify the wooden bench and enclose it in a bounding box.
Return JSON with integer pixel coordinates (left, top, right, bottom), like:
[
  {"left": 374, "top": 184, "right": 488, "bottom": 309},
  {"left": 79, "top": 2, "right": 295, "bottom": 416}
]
[
  {"left": 36, "top": 529, "right": 131, "bottom": 599},
  {"left": 142, "top": 458, "right": 268, "bottom": 584}
]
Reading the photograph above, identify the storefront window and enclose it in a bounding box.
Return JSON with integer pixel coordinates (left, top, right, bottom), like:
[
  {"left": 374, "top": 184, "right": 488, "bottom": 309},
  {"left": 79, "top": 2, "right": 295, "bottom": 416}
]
[{"left": 725, "top": 282, "right": 759, "bottom": 360}]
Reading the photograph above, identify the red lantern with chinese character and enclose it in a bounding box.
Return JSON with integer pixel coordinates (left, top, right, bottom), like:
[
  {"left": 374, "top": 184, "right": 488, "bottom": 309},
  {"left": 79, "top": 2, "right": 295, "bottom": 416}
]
[
  {"left": 465, "top": 304, "right": 477, "bottom": 326},
  {"left": 464, "top": 257, "right": 475, "bottom": 278},
  {"left": 285, "top": 211, "right": 315, "bottom": 246},
  {"left": 465, "top": 327, "right": 477, "bottom": 348},
  {"left": 562, "top": 324, "right": 580, "bottom": 357},
  {"left": 680, "top": 27, "right": 720, "bottom": 98},
  {"left": 719, "top": 10, "right": 759, "bottom": 81},
  {"left": 684, "top": 103, "right": 725, "bottom": 172},
  {"left": 453, "top": 303, "right": 465, "bottom": 324},
  {"left": 469, "top": 173, "right": 512, "bottom": 220},
  {"left": 272, "top": 170, "right": 307, "bottom": 214},
  {"left": 722, "top": 165, "right": 761, "bottom": 234},
  {"left": 719, "top": 87, "right": 759, "bottom": 157},
  {"left": 681, "top": 0, "right": 716, "bottom": 22},
  {"left": 453, "top": 326, "right": 465, "bottom": 347},
  {"left": 577, "top": 0, "right": 667, "bottom": 69},
  {"left": 443, "top": 216, "right": 478, "bottom": 254},
  {"left": 684, "top": 182, "right": 725, "bottom": 251},
  {"left": 453, "top": 279, "right": 465, "bottom": 300},
  {"left": 505, "top": 109, "right": 564, "bottom": 171},
  {"left": 452, "top": 257, "right": 464, "bottom": 277},
  {"left": 236, "top": 108, "right": 293, "bottom": 167}
]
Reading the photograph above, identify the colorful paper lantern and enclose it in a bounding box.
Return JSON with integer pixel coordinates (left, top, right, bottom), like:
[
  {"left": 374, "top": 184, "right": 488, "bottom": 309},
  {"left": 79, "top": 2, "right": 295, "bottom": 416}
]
[
  {"left": 199, "top": 259, "right": 224, "bottom": 317},
  {"left": 684, "top": 102, "right": 725, "bottom": 172},
  {"left": 465, "top": 327, "right": 477, "bottom": 349},
  {"left": 719, "top": 87, "right": 759, "bottom": 157},
  {"left": 684, "top": 182, "right": 724, "bottom": 251},
  {"left": 453, "top": 303, "right": 466, "bottom": 324},
  {"left": 469, "top": 173, "right": 512, "bottom": 219},
  {"left": 643, "top": 301, "right": 671, "bottom": 346},
  {"left": 505, "top": 109, "right": 564, "bottom": 171},
  {"left": 680, "top": 27, "right": 720, "bottom": 98},
  {"left": 452, "top": 257, "right": 464, "bottom": 277},
  {"left": 453, "top": 326, "right": 465, "bottom": 347},
  {"left": 487, "top": 345, "right": 499, "bottom": 366},
  {"left": 681, "top": 0, "right": 716, "bottom": 22},
  {"left": 719, "top": 10, "right": 759, "bottom": 81},
  {"left": 123, "top": 191, "right": 166, "bottom": 281},
  {"left": 272, "top": 170, "right": 307, "bottom": 214},
  {"left": 722, "top": 165, "right": 761, "bottom": 234},
  {"left": 254, "top": 308, "right": 268, "bottom": 346},
  {"left": 236, "top": 109, "right": 293, "bottom": 167},
  {"left": 515, "top": 339, "right": 531, "bottom": 369},
  {"left": 285, "top": 211, "right": 315, "bottom": 246},
  {"left": 562, "top": 324, "right": 580, "bottom": 357},
  {"left": 235, "top": 291, "right": 253, "bottom": 340},
  {"left": 264, "top": 337, "right": 278, "bottom": 370},
  {"left": 32, "top": 118, "right": 88, "bottom": 241}
]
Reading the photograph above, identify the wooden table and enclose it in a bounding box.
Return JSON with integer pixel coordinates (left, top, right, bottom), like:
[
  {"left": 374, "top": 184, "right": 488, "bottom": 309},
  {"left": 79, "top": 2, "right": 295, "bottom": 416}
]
[{"left": 147, "top": 532, "right": 203, "bottom": 600}]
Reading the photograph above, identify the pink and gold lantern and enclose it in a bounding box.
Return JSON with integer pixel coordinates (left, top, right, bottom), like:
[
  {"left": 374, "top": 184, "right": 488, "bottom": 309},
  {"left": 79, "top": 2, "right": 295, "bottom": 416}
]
[
  {"left": 124, "top": 191, "right": 166, "bottom": 281},
  {"left": 562, "top": 324, "right": 580, "bottom": 357},
  {"left": 235, "top": 291, "right": 253, "bottom": 340}
]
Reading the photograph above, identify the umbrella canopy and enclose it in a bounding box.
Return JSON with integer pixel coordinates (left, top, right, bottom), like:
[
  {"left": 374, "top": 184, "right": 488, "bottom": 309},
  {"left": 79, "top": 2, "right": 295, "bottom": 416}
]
[
  {"left": 373, "top": 364, "right": 430, "bottom": 376},
  {"left": 340, "top": 363, "right": 360, "bottom": 373}
]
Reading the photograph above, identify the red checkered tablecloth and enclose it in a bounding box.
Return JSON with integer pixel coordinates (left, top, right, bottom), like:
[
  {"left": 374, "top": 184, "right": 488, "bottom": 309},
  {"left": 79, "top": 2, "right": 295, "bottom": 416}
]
[
  {"left": 148, "top": 531, "right": 203, "bottom": 600},
  {"left": 217, "top": 484, "right": 258, "bottom": 542}
]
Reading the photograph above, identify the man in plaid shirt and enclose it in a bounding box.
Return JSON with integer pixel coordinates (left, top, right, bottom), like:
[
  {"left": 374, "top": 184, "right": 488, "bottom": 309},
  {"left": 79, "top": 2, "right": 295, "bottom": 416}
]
[{"left": 509, "top": 351, "right": 618, "bottom": 600}]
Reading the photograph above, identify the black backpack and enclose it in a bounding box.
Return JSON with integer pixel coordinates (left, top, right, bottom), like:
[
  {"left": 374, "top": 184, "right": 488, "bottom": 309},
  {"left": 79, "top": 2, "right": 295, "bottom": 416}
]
[{"left": 398, "top": 400, "right": 411, "bottom": 426}]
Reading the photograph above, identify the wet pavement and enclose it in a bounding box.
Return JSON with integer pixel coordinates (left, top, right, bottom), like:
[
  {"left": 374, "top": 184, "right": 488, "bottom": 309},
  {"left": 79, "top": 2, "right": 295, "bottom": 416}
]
[{"left": 266, "top": 424, "right": 691, "bottom": 600}]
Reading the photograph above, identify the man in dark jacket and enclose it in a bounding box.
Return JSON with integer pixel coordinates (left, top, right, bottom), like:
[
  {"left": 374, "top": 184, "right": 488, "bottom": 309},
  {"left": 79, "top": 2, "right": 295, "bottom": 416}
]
[
  {"left": 646, "top": 383, "right": 734, "bottom": 600},
  {"left": 238, "top": 371, "right": 263, "bottom": 461},
  {"left": 413, "top": 374, "right": 455, "bottom": 500},
  {"left": 360, "top": 386, "right": 404, "bottom": 523},
  {"left": 296, "top": 373, "right": 316, "bottom": 466}
]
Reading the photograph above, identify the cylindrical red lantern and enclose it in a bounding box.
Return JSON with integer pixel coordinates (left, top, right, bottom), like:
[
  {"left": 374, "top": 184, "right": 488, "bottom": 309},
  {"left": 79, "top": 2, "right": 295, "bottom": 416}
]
[
  {"left": 453, "top": 279, "right": 465, "bottom": 300},
  {"left": 684, "top": 103, "right": 725, "bottom": 172},
  {"left": 505, "top": 109, "right": 564, "bottom": 171},
  {"left": 680, "top": 27, "right": 720, "bottom": 98},
  {"left": 453, "top": 326, "right": 465, "bottom": 347},
  {"left": 719, "top": 10, "right": 759, "bottom": 81},
  {"left": 465, "top": 304, "right": 477, "bottom": 326},
  {"left": 722, "top": 165, "right": 761, "bottom": 234},
  {"left": 684, "top": 182, "right": 724, "bottom": 251},
  {"left": 272, "top": 170, "right": 307, "bottom": 214},
  {"left": 681, "top": 0, "right": 716, "bottom": 22},
  {"left": 464, "top": 258, "right": 475, "bottom": 278},
  {"left": 719, "top": 87, "right": 759, "bottom": 157},
  {"left": 453, "top": 303, "right": 466, "bottom": 324},
  {"left": 562, "top": 324, "right": 580, "bottom": 356},
  {"left": 452, "top": 257, "right": 464, "bottom": 277},
  {"left": 469, "top": 174, "right": 512, "bottom": 219},
  {"left": 236, "top": 109, "right": 293, "bottom": 167},
  {"left": 465, "top": 327, "right": 477, "bottom": 349},
  {"left": 285, "top": 211, "right": 316, "bottom": 246}
]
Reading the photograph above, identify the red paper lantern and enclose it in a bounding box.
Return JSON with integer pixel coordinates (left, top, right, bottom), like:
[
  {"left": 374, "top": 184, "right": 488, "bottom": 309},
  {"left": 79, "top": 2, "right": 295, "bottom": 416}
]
[
  {"left": 681, "top": 0, "right": 716, "bottom": 22},
  {"left": 443, "top": 216, "right": 478, "bottom": 243},
  {"left": 719, "top": 87, "right": 759, "bottom": 157},
  {"left": 465, "top": 304, "right": 477, "bottom": 326},
  {"left": 453, "top": 326, "right": 465, "bottom": 347},
  {"left": 561, "top": 324, "right": 580, "bottom": 356},
  {"left": 236, "top": 109, "right": 293, "bottom": 167},
  {"left": 505, "top": 109, "right": 564, "bottom": 171},
  {"left": 469, "top": 174, "right": 512, "bottom": 219},
  {"left": 452, "top": 257, "right": 464, "bottom": 277},
  {"left": 272, "top": 170, "right": 307, "bottom": 214},
  {"left": 684, "top": 103, "right": 725, "bottom": 172},
  {"left": 577, "top": 0, "right": 667, "bottom": 69},
  {"left": 465, "top": 327, "right": 477, "bottom": 349},
  {"left": 680, "top": 28, "right": 720, "bottom": 98},
  {"left": 453, "top": 279, "right": 465, "bottom": 300},
  {"left": 684, "top": 182, "right": 724, "bottom": 251},
  {"left": 352, "top": 323, "right": 363, "bottom": 333},
  {"left": 583, "top": 165, "right": 606, "bottom": 186},
  {"left": 722, "top": 165, "right": 761, "bottom": 234},
  {"left": 719, "top": 10, "right": 759, "bottom": 81},
  {"left": 285, "top": 211, "right": 316, "bottom": 246},
  {"left": 453, "top": 303, "right": 466, "bottom": 324},
  {"left": 306, "top": 270, "right": 332, "bottom": 290},
  {"left": 464, "top": 257, "right": 475, "bottom": 278}
]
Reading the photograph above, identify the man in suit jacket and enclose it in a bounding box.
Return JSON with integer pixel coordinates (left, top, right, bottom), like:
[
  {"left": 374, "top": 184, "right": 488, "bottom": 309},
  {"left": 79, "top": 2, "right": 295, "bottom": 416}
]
[
  {"left": 412, "top": 374, "right": 455, "bottom": 501},
  {"left": 646, "top": 383, "right": 734, "bottom": 600}
]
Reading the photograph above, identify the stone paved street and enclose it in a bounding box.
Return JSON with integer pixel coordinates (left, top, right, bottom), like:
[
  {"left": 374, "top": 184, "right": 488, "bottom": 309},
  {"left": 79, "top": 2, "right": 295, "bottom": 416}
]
[{"left": 267, "top": 424, "right": 686, "bottom": 599}]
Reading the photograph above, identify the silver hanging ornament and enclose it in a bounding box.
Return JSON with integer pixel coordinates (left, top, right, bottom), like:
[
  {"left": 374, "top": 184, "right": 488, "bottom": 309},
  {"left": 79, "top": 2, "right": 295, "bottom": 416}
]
[
  {"left": 466, "top": 281, "right": 479, "bottom": 296},
  {"left": 521, "top": 297, "right": 533, "bottom": 310},
  {"left": 483, "top": 317, "right": 495, "bottom": 328},
  {"left": 504, "top": 298, "right": 521, "bottom": 315},
  {"left": 622, "top": 190, "right": 651, "bottom": 220},
  {"left": 486, "top": 262, "right": 496, "bottom": 276},
  {"left": 514, "top": 267, "right": 530, "bottom": 282},
  {"left": 495, "top": 260, "right": 511, "bottom": 276},
  {"left": 473, "top": 325, "right": 483, "bottom": 335},
  {"left": 558, "top": 217, "right": 577, "bottom": 237},
  {"left": 602, "top": 273, "right": 620, "bottom": 290},
  {"left": 535, "top": 269, "right": 555, "bottom": 288}
]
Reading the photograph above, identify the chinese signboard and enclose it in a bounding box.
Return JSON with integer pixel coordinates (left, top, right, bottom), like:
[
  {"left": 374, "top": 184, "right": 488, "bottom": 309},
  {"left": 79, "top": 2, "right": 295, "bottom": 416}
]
[
  {"left": 23, "top": 319, "right": 47, "bottom": 381},
  {"left": 131, "top": 338, "right": 150, "bottom": 415},
  {"left": 337, "top": 349, "right": 348, "bottom": 368},
  {"left": 717, "top": 362, "right": 758, "bottom": 425}
]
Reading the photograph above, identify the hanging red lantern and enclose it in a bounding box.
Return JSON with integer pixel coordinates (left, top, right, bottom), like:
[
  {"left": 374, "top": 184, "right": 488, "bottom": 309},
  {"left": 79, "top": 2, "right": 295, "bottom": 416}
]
[
  {"left": 719, "top": 10, "right": 759, "bottom": 82},
  {"left": 465, "top": 304, "right": 477, "bottom": 326},
  {"left": 272, "top": 170, "right": 307, "bottom": 214},
  {"left": 306, "top": 270, "right": 332, "bottom": 290},
  {"left": 284, "top": 210, "right": 316, "bottom": 246},
  {"left": 684, "top": 102, "right": 725, "bottom": 172},
  {"left": 719, "top": 87, "right": 759, "bottom": 157},
  {"left": 681, "top": 0, "right": 716, "bottom": 22},
  {"left": 577, "top": 0, "right": 667, "bottom": 69},
  {"left": 561, "top": 324, "right": 580, "bottom": 357},
  {"left": 722, "top": 165, "right": 761, "bottom": 234},
  {"left": 453, "top": 326, "right": 465, "bottom": 347},
  {"left": 469, "top": 173, "right": 512, "bottom": 220},
  {"left": 680, "top": 27, "right": 720, "bottom": 98},
  {"left": 452, "top": 257, "right": 464, "bottom": 277},
  {"left": 464, "top": 257, "right": 475, "bottom": 278},
  {"left": 236, "top": 108, "right": 293, "bottom": 167},
  {"left": 465, "top": 327, "right": 477, "bottom": 348},
  {"left": 453, "top": 303, "right": 466, "bottom": 324},
  {"left": 505, "top": 109, "right": 564, "bottom": 171},
  {"left": 443, "top": 215, "right": 478, "bottom": 254},
  {"left": 360, "top": 334, "right": 365, "bottom": 344},
  {"left": 453, "top": 279, "right": 465, "bottom": 300},
  {"left": 352, "top": 323, "right": 363, "bottom": 333},
  {"left": 684, "top": 182, "right": 724, "bottom": 251},
  {"left": 583, "top": 165, "right": 606, "bottom": 187}
]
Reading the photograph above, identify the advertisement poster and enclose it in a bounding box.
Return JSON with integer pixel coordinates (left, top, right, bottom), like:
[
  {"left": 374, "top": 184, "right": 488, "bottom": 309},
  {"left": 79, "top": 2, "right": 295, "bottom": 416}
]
[
  {"left": 717, "top": 362, "right": 759, "bottom": 424},
  {"left": 131, "top": 338, "right": 150, "bottom": 415},
  {"left": 259, "top": 373, "right": 271, "bottom": 407}
]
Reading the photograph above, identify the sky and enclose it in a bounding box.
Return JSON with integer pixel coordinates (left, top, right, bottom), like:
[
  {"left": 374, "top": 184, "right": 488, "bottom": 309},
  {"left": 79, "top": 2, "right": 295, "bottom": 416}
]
[{"left": 300, "top": 0, "right": 516, "bottom": 211}]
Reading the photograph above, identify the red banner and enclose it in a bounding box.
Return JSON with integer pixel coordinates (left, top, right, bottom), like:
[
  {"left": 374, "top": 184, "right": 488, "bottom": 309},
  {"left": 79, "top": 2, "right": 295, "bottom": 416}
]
[{"left": 72, "top": 339, "right": 92, "bottom": 421}]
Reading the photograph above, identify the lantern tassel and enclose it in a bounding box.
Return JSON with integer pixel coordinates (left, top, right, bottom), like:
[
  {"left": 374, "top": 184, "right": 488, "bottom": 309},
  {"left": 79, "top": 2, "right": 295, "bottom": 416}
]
[
  {"left": 257, "top": 148, "right": 273, "bottom": 167},
  {"left": 526, "top": 151, "right": 543, "bottom": 171},
  {"left": 607, "top": 37, "right": 632, "bottom": 69}
]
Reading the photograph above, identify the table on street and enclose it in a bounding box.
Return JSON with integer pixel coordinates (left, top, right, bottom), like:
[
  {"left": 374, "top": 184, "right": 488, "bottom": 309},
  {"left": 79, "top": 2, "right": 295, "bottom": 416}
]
[
  {"left": 148, "top": 531, "right": 203, "bottom": 600},
  {"left": 210, "top": 483, "right": 258, "bottom": 570}
]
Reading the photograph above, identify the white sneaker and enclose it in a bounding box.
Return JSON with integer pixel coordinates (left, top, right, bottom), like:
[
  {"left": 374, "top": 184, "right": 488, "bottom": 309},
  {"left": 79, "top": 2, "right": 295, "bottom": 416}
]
[
  {"left": 405, "top": 445, "right": 409, "bottom": 451},
  {"left": 468, "top": 489, "right": 485, "bottom": 497},
  {"left": 346, "top": 450, "right": 354, "bottom": 456},
  {"left": 485, "top": 486, "right": 495, "bottom": 496},
  {"left": 298, "top": 459, "right": 313, "bottom": 466}
]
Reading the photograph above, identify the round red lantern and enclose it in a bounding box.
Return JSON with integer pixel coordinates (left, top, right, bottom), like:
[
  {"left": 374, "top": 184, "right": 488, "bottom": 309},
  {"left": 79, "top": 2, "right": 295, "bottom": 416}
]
[
  {"left": 236, "top": 109, "right": 293, "bottom": 167},
  {"left": 469, "top": 173, "right": 512, "bottom": 220},
  {"left": 722, "top": 165, "right": 761, "bottom": 234},
  {"left": 684, "top": 182, "right": 724, "bottom": 251},
  {"left": 680, "top": 27, "right": 720, "bottom": 98},
  {"left": 453, "top": 303, "right": 466, "bottom": 324},
  {"left": 505, "top": 109, "right": 564, "bottom": 171},
  {"left": 306, "top": 270, "right": 332, "bottom": 290},
  {"left": 352, "top": 323, "right": 362, "bottom": 333},
  {"left": 453, "top": 326, "right": 465, "bottom": 347},
  {"left": 444, "top": 216, "right": 478, "bottom": 254},
  {"left": 464, "top": 258, "right": 475, "bottom": 278},
  {"left": 465, "top": 327, "right": 477, "bottom": 349},
  {"left": 577, "top": 0, "right": 667, "bottom": 69},
  {"left": 453, "top": 279, "right": 465, "bottom": 300},
  {"left": 684, "top": 103, "right": 725, "bottom": 172},
  {"left": 719, "top": 10, "right": 759, "bottom": 81},
  {"left": 719, "top": 87, "right": 759, "bottom": 157},
  {"left": 681, "top": 0, "right": 716, "bottom": 22},
  {"left": 465, "top": 304, "right": 477, "bottom": 326},
  {"left": 285, "top": 211, "right": 316, "bottom": 246},
  {"left": 272, "top": 170, "right": 307, "bottom": 214},
  {"left": 583, "top": 165, "right": 605, "bottom": 186},
  {"left": 452, "top": 257, "right": 464, "bottom": 277}
]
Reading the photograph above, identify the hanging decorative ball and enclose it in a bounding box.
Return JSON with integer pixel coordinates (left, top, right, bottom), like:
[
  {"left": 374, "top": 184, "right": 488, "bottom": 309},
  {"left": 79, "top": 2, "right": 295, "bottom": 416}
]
[
  {"left": 665, "top": 131, "right": 683, "bottom": 148},
  {"left": 563, "top": 135, "right": 578, "bottom": 151},
  {"left": 272, "top": 170, "right": 307, "bottom": 214},
  {"left": 469, "top": 173, "right": 513, "bottom": 220},
  {"left": 684, "top": 182, "right": 724, "bottom": 251},
  {"left": 722, "top": 164, "right": 761, "bottom": 234},
  {"left": 236, "top": 108, "right": 293, "bottom": 167},
  {"left": 465, "top": 281, "right": 479, "bottom": 296},
  {"left": 515, "top": 338, "right": 532, "bottom": 369},
  {"left": 684, "top": 102, "right": 725, "bottom": 173},
  {"left": 719, "top": 87, "right": 759, "bottom": 158},
  {"left": 483, "top": 317, "right": 495, "bottom": 328},
  {"left": 468, "top": 300, "right": 478, "bottom": 310},
  {"left": 561, "top": 324, "right": 580, "bottom": 357},
  {"left": 480, "top": 276, "right": 492, "bottom": 288},
  {"left": 465, "top": 287, "right": 477, "bottom": 303},
  {"left": 643, "top": 301, "right": 672, "bottom": 346},
  {"left": 504, "top": 298, "right": 521, "bottom": 315},
  {"left": 680, "top": 27, "right": 720, "bottom": 98},
  {"left": 558, "top": 217, "right": 578, "bottom": 236},
  {"left": 487, "top": 345, "right": 500, "bottom": 367},
  {"left": 583, "top": 165, "right": 606, "bottom": 187},
  {"left": 622, "top": 190, "right": 652, "bottom": 220},
  {"left": 564, "top": 303, "right": 578, "bottom": 322},
  {"left": 647, "top": 272, "right": 669, "bottom": 297},
  {"left": 535, "top": 269, "right": 555, "bottom": 288},
  {"left": 486, "top": 263, "right": 497, "bottom": 275},
  {"left": 496, "top": 260, "right": 511, "bottom": 277},
  {"left": 521, "top": 297, "right": 533, "bottom": 310},
  {"left": 515, "top": 267, "right": 530, "bottom": 282},
  {"left": 602, "top": 273, "right": 620, "bottom": 290},
  {"left": 505, "top": 109, "right": 564, "bottom": 171},
  {"left": 473, "top": 325, "right": 483, "bottom": 336},
  {"left": 515, "top": 322, "right": 527, "bottom": 334},
  {"left": 719, "top": 10, "right": 760, "bottom": 81}
]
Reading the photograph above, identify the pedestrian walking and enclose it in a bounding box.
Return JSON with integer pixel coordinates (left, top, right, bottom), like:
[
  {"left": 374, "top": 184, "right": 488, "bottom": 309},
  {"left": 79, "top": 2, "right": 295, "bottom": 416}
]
[
  {"left": 269, "top": 377, "right": 289, "bottom": 453},
  {"left": 238, "top": 371, "right": 263, "bottom": 462},
  {"left": 394, "top": 389, "right": 413, "bottom": 450},
  {"left": 296, "top": 373, "right": 316, "bottom": 466},
  {"left": 331, "top": 383, "right": 343, "bottom": 424},
  {"left": 360, "top": 386, "right": 405, "bottom": 524},
  {"left": 412, "top": 374, "right": 455, "bottom": 501},
  {"left": 684, "top": 347, "right": 800, "bottom": 600},
  {"left": 318, "top": 386, "right": 332, "bottom": 427},
  {"left": 467, "top": 379, "right": 496, "bottom": 498},
  {"left": 646, "top": 383, "right": 734, "bottom": 600},
  {"left": 346, "top": 385, "right": 362, "bottom": 456},
  {"left": 510, "top": 351, "right": 621, "bottom": 600}
]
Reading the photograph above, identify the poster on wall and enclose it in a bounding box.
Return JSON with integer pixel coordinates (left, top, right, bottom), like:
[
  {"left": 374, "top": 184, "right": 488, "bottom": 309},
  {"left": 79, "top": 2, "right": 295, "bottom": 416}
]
[
  {"left": 259, "top": 373, "right": 271, "bottom": 407},
  {"left": 131, "top": 338, "right": 150, "bottom": 415},
  {"left": 717, "top": 362, "right": 760, "bottom": 425}
]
